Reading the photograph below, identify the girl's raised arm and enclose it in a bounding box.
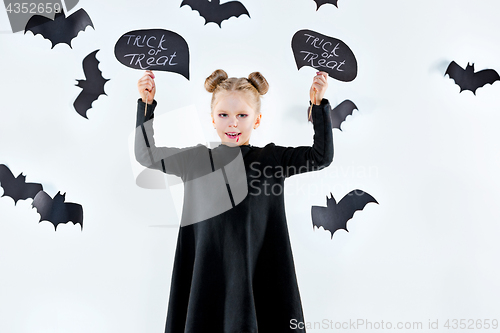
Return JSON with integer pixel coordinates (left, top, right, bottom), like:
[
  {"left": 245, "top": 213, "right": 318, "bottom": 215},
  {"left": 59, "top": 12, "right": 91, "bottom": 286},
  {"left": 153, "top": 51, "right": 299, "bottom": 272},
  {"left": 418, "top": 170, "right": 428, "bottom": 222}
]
[
  {"left": 134, "top": 71, "right": 203, "bottom": 179},
  {"left": 273, "top": 72, "right": 333, "bottom": 177}
]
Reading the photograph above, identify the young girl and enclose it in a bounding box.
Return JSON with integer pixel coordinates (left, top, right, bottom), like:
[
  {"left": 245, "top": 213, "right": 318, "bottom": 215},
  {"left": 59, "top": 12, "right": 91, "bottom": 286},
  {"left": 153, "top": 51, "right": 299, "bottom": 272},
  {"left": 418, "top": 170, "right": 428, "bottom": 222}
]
[{"left": 135, "top": 69, "right": 333, "bottom": 333}]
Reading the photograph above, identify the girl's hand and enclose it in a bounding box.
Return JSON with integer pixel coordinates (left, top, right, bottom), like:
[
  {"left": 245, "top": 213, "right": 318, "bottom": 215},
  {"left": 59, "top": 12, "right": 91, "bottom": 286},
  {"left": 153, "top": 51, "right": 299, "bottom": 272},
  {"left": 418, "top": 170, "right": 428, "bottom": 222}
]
[
  {"left": 138, "top": 70, "right": 156, "bottom": 104},
  {"left": 310, "top": 71, "right": 328, "bottom": 105}
]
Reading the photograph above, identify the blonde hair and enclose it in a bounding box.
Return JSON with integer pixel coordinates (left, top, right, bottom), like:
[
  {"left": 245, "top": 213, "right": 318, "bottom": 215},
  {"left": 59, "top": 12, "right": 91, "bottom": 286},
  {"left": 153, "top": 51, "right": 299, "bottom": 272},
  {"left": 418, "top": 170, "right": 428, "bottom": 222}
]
[{"left": 205, "top": 69, "right": 269, "bottom": 114}]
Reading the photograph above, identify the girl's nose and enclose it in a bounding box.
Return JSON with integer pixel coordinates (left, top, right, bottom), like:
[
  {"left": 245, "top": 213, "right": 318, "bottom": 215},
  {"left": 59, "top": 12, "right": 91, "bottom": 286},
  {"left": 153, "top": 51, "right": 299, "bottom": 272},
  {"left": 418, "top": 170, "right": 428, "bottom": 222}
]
[{"left": 228, "top": 117, "right": 238, "bottom": 127}]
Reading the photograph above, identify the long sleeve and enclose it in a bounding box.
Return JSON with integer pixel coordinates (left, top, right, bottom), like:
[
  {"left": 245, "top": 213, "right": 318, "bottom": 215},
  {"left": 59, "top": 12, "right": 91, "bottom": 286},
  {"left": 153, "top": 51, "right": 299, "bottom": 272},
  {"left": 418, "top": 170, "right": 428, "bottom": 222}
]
[
  {"left": 272, "top": 98, "right": 334, "bottom": 178},
  {"left": 134, "top": 99, "right": 200, "bottom": 179}
]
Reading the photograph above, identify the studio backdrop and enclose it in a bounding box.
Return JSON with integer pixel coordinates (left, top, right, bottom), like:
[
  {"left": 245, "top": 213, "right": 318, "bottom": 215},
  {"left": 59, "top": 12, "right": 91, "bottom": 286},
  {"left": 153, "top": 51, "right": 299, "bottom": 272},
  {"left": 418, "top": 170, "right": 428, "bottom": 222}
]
[{"left": 1, "top": 0, "right": 500, "bottom": 332}]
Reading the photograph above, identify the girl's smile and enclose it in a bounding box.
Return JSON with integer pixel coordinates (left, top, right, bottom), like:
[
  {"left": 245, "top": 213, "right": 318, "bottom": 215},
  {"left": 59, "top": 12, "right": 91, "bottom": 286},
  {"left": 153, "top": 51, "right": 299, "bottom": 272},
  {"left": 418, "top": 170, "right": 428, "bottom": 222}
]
[{"left": 225, "top": 132, "right": 241, "bottom": 141}]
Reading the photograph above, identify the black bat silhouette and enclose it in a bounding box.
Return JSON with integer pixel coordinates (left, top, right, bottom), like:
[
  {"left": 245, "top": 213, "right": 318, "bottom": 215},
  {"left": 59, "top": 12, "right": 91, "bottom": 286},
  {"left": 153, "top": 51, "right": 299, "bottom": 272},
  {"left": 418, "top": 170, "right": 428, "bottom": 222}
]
[
  {"left": 331, "top": 100, "right": 358, "bottom": 130},
  {"left": 312, "top": 190, "right": 378, "bottom": 238},
  {"left": 0, "top": 164, "right": 43, "bottom": 205},
  {"left": 181, "top": 0, "right": 250, "bottom": 28},
  {"left": 24, "top": 8, "right": 94, "bottom": 48},
  {"left": 313, "top": 0, "right": 338, "bottom": 10},
  {"left": 445, "top": 61, "right": 500, "bottom": 95},
  {"left": 308, "top": 100, "right": 358, "bottom": 130},
  {"left": 32, "top": 190, "right": 83, "bottom": 230},
  {"left": 74, "top": 49, "right": 109, "bottom": 119}
]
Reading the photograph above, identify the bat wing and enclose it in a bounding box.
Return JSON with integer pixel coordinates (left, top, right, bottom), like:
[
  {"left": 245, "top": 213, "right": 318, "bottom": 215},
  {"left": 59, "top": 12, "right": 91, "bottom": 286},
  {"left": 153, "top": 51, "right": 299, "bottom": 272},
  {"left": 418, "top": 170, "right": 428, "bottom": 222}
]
[
  {"left": 0, "top": 164, "right": 17, "bottom": 200},
  {"left": 73, "top": 91, "right": 94, "bottom": 118},
  {"left": 65, "top": 8, "right": 94, "bottom": 44},
  {"left": 74, "top": 50, "right": 109, "bottom": 118},
  {"left": 0, "top": 164, "right": 43, "bottom": 205},
  {"left": 472, "top": 69, "right": 500, "bottom": 93},
  {"left": 24, "top": 13, "right": 55, "bottom": 44},
  {"left": 32, "top": 190, "right": 54, "bottom": 223},
  {"left": 64, "top": 202, "right": 84, "bottom": 230},
  {"left": 83, "top": 50, "right": 108, "bottom": 88},
  {"left": 337, "top": 189, "right": 378, "bottom": 229},
  {"left": 445, "top": 61, "right": 468, "bottom": 92},
  {"left": 217, "top": 1, "right": 250, "bottom": 26},
  {"left": 330, "top": 100, "right": 358, "bottom": 130},
  {"left": 181, "top": 0, "right": 211, "bottom": 24},
  {"left": 313, "top": 0, "right": 338, "bottom": 10}
]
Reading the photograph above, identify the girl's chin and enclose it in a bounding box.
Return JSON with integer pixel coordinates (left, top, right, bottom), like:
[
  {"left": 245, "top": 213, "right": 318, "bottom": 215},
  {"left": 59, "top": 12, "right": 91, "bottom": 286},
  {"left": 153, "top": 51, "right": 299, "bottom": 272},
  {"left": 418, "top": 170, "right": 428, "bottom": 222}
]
[
  {"left": 221, "top": 140, "right": 244, "bottom": 145},
  {"left": 220, "top": 136, "right": 247, "bottom": 146}
]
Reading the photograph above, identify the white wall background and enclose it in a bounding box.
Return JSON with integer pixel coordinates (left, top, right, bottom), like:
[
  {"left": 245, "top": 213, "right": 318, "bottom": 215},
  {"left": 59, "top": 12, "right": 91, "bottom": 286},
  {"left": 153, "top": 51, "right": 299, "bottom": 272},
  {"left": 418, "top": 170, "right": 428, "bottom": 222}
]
[{"left": 1, "top": 0, "right": 500, "bottom": 332}]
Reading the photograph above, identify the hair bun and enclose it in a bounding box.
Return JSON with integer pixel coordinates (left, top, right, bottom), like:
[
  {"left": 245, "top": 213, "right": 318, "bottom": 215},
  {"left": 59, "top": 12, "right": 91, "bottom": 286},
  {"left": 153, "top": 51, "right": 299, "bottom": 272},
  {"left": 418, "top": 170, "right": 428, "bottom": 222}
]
[
  {"left": 205, "top": 69, "right": 228, "bottom": 93},
  {"left": 247, "top": 72, "right": 269, "bottom": 95}
]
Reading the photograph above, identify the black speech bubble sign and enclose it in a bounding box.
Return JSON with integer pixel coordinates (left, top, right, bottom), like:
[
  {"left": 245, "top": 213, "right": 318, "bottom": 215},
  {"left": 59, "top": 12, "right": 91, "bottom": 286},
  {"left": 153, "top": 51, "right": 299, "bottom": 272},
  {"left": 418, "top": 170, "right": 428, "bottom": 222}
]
[
  {"left": 292, "top": 29, "right": 357, "bottom": 82},
  {"left": 114, "top": 29, "right": 190, "bottom": 80}
]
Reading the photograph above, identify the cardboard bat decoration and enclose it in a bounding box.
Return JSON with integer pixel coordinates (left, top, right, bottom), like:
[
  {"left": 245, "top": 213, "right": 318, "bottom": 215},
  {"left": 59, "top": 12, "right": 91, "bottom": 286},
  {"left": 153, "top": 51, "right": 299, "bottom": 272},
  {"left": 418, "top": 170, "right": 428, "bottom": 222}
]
[
  {"left": 180, "top": 0, "right": 250, "bottom": 27},
  {"left": 0, "top": 164, "right": 43, "bottom": 205},
  {"left": 32, "top": 191, "right": 83, "bottom": 230},
  {"left": 312, "top": 190, "right": 378, "bottom": 238},
  {"left": 74, "top": 49, "right": 109, "bottom": 119},
  {"left": 314, "top": 0, "right": 338, "bottom": 10},
  {"left": 445, "top": 61, "right": 500, "bottom": 95},
  {"left": 24, "top": 8, "right": 94, "bottom": 48},
  {"left": 0, "top": 164, "right": 83, "bottom": 230},
  {"left": 292, "top": 29, "right": 357, "bottom": 82},
  {"left": 308, "top": 99, "right": 358, "bottom": 130},
  {"left": 114, "top": 29, "right": 190, "bottom": 80}
]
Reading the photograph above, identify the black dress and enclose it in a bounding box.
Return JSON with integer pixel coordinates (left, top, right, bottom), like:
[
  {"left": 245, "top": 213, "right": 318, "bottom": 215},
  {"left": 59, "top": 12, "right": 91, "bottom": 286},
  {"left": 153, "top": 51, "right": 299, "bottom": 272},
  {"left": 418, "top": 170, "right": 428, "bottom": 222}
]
[{"left": 135, "top": 99, "right": 334, "bottom": 333}]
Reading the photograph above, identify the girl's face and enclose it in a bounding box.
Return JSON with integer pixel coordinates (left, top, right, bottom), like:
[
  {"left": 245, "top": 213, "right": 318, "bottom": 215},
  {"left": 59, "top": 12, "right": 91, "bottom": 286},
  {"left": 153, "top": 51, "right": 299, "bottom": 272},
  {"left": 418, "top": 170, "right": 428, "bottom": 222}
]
[{"left": 211, "top": 91, "right": 261, "bottom": 146}]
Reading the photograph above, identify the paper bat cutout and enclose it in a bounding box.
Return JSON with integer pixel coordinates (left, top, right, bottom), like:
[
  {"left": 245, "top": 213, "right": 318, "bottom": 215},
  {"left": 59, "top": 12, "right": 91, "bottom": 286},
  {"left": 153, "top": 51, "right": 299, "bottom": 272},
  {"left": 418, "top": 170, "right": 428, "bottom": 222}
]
[
  {"left": 24, "top": 8, "right": 94, "bottom": 48},
  {"left": 0, "top": 164, "right": 43, "bottom": 205},
  {"left": 445, "top": 61, "right": 500, "bottom": 95},
  {"left": 312, "top": 190, "right": 378, "bottom": 238},
  {"left": 308, "top": 99, "right": 358, "bottom": 130},
  {"left": 314, "top": 0, "right": 338, "bottom": 10},
  {"left": 74, "top": 50, "right": 109, "bottom": 118},
  {"left": 181, "top": 0, "right": 250, "bottom": 27},
  {"left": 32, "top": 190, "right": 83, "bottom": 230},
  {"left": 0, "top": 164, "right": 83, "bottom": 230}
]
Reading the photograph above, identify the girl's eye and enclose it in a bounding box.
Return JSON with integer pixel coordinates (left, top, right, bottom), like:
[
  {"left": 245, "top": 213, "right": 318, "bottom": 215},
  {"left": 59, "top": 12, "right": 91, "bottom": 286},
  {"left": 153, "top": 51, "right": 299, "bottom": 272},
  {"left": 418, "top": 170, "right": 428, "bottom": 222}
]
[
  {"left": 238, "top": 114, "right": 248, "bottom": 118},
  {"left": 218, "top": 114, "right": 227, "bottom": 118}
]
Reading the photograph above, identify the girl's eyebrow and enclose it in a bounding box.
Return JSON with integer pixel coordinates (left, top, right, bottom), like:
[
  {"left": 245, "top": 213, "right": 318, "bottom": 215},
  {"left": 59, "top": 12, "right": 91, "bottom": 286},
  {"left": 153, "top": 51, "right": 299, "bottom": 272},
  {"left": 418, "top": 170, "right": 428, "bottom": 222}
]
[{"left": 216, "top": 110, "right": 250, "bottom": 114}]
